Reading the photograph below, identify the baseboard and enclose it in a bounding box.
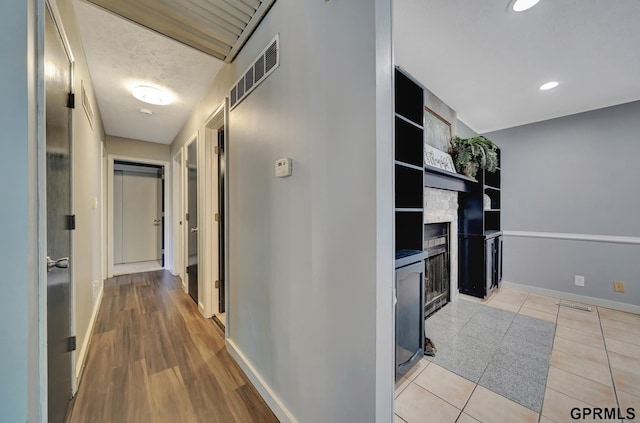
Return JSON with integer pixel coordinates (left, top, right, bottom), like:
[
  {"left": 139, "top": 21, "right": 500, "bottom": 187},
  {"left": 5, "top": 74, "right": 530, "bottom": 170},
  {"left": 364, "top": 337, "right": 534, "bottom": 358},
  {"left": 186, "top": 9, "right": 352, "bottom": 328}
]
[
  {"left": 75, "top": 284, "right": 104, "bottom": 383},
  {"left": 226, "top": 338, "right": 298, "bottom": 423},
  {"left": 502, "top": 281, "right": 640, "bottom": 314}
]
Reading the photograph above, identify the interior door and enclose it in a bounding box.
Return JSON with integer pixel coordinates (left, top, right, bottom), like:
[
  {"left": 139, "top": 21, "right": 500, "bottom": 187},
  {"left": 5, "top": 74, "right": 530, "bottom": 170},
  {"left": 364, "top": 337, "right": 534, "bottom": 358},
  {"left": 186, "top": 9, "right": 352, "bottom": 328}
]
[
  {"left": 121, "top": 169, "right": 161, "bottom": 263},
  {"left": 45, "top": 8, "right": 74, "bottom": 423},
  {"left": 187, "top": 141, "right": 199, "bottom": 303},
  {"left": 217, "top": 128, "right": 226, "bottom": 313}
]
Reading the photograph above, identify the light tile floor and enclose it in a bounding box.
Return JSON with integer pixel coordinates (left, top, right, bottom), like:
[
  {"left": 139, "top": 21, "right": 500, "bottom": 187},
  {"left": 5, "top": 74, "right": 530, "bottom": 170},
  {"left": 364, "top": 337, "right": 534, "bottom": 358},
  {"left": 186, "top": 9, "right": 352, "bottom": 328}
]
[{"left": 394, "top": 288, "right": 640, "bottom": 423}]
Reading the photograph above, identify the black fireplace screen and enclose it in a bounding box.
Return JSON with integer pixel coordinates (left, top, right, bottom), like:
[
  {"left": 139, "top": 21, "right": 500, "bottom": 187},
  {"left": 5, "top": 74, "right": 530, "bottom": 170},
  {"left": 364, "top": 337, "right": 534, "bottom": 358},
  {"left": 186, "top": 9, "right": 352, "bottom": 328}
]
[{"left": 424, "top": 223, "right": 449, "bottom": 317}]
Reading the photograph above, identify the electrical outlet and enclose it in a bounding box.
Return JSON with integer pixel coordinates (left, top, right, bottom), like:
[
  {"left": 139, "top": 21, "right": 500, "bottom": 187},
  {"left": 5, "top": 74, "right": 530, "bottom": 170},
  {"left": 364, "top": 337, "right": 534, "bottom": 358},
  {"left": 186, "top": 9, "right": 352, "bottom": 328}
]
[
  {"left": 614, "top": 281, "right": 625, "bottom": 293},
  {"left": 575, "top": 275, "right": 585, "bottom": 287}
]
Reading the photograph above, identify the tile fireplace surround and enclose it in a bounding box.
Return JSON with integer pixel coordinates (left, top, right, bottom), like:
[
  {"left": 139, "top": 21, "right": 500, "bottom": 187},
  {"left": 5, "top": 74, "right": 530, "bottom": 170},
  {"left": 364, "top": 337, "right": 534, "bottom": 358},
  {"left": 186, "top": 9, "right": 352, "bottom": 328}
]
[{"left": 424, "top": 187, "right": 458, "bottom": 301}]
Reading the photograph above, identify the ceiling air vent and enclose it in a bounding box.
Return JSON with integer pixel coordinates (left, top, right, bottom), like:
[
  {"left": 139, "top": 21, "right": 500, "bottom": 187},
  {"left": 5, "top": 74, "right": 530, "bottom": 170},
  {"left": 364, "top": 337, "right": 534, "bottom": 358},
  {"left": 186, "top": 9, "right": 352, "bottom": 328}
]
[{"left": 230, "top": 34, "right": 280, "bottom": 110}]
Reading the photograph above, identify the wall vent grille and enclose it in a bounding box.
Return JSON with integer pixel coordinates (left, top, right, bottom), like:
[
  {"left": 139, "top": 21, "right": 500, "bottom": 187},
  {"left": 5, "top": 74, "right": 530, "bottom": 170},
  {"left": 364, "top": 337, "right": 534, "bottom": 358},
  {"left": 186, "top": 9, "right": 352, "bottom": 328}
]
[{"left": 230, "top": 35, "right": 280, "bottom": 110}]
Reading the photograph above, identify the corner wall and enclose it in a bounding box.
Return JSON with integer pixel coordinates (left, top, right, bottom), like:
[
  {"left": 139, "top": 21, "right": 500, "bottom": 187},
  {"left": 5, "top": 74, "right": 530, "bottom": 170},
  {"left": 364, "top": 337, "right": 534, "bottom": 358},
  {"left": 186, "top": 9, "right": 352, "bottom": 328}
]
[
  {"left": 171, "top": 0, "right": 394, "bottom": 421},
  {"left": 0, "top": 0, "right": 39, "bottom": 420},
  {"left": 485, "top": 101, "right": 640, "bottom": 307}
]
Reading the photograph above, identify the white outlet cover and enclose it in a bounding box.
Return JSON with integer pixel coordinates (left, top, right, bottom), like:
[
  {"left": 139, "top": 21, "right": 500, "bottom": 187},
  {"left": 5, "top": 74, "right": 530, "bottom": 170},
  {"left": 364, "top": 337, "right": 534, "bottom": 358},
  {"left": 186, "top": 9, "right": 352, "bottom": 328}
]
[
  {"left": 575, "top": 275, "right": 585, "bottom": 286},
  {"left": 275, "top": 157, "right": 292, "bottom": 177}
]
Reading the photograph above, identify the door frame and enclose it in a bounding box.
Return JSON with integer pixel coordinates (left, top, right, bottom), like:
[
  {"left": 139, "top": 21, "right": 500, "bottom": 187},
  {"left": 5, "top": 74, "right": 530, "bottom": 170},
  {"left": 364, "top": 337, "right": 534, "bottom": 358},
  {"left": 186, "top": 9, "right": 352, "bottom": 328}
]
[
  {"left": 203, "top": 100, "right": 228, "bottom": 324},
  {"left": 171, "top": 148, "right": 185, "bottom": 287},
  {"left": 41, "top": 0, "right": 78, "bottom": 419},
  {"left": 183, "top": 132, "right": 200, "bottom": 308},
  {"left": 106, "top": 155, "right": 170, "bottom": 278}
]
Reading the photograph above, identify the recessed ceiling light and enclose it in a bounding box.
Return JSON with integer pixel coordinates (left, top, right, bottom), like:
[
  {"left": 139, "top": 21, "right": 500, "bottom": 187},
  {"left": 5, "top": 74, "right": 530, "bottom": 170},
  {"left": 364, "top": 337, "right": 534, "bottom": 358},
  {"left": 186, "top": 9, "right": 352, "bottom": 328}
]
[
  {"left": 539, "top": 81, "right": 559, "bottom": 91},
  {"left": 132, "top": 85, "right": 172, "bottom": 105},
  {"left": 512, "top": 0, "right": 541, "bottom": 12}
]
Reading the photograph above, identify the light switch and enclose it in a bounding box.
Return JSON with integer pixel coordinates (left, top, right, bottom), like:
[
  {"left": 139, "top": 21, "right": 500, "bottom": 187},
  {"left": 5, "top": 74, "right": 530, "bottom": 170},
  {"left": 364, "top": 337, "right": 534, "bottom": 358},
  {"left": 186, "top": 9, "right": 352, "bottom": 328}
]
[{"left": 275, "top": 157, "right": 292, "bottom": 177}]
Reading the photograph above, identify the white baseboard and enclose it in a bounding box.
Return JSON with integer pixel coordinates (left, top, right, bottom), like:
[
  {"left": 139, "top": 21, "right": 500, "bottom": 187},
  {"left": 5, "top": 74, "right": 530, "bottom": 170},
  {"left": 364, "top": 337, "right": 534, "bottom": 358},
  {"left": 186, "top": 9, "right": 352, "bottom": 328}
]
[
  {"left": 75, "top": 284, "right": 104, "bottom": 383},
  {"left": 502, "top": 281, "right": 640, "bottom": 314},
  {"left": 226, "top": 338, "right": 297, "bottom": 423}
]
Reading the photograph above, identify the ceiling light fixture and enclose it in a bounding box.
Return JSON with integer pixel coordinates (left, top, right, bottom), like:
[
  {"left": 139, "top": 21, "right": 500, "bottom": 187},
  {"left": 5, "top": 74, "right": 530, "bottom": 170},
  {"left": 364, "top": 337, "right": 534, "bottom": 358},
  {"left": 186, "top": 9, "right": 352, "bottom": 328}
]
[
  {"left": 512, "top": 0, "right": 541, "bottom": 12},
  {"left": 132, "top": 85, "right": 173, "bottom": 105},
  {"left": 539, "top": 81, "right": 559, "bottom": 91}
]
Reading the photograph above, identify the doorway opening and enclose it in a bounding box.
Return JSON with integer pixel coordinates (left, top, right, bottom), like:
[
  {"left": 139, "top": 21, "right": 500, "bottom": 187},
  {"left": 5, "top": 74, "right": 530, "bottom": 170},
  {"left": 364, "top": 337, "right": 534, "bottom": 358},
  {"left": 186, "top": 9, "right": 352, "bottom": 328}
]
[
  {"left": 107, "top": 156, "right": 169, "bottom": 278},
  {"left": 112, "top": 160, "right": 165, "bottom": 275},
  {"left": 204, "top": 101, "right": 228, "bottom": 329}
]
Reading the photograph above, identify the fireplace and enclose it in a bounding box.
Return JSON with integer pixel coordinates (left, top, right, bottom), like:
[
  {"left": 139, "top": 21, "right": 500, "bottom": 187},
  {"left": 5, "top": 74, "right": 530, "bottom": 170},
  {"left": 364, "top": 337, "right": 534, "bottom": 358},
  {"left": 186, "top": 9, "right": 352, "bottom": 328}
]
[{"left": 424, "top": 223, "right": 450, "bottom": 317}]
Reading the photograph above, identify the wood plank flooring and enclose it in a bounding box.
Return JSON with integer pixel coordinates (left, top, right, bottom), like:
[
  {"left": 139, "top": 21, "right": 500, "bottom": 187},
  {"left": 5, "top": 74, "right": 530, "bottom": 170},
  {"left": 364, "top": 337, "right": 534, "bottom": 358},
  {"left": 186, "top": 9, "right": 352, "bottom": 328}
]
[{"left": 68, "top": 270, "right": 278, "bottom": 423}]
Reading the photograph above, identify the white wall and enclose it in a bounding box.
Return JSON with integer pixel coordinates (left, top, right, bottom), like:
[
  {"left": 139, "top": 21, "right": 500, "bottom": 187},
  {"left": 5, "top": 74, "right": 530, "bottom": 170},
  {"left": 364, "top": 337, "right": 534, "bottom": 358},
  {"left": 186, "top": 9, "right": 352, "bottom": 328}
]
[
  {"left": 106, "top": 135, "right": 170, "bottom": 162},
  {"left": 171, "top": 1, "right": 394, "bottom": 421},
  {"left": 0, "top": 1, "right": 40, "bottom": 420}
]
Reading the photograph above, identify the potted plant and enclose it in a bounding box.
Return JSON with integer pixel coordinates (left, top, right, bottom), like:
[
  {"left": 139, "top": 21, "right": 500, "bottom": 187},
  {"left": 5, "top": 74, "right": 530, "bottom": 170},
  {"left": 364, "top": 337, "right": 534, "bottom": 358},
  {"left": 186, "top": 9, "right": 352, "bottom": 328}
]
[{"left": 449, "top": 136, "right": 499, "bottom": 178}]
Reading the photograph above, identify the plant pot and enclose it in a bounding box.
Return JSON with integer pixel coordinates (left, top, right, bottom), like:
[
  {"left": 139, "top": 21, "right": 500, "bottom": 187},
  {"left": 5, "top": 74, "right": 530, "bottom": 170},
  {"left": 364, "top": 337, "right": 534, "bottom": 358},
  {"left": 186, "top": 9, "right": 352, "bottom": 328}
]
[{"left": 463, "top": 162, "right": 479, "bottom": 178}]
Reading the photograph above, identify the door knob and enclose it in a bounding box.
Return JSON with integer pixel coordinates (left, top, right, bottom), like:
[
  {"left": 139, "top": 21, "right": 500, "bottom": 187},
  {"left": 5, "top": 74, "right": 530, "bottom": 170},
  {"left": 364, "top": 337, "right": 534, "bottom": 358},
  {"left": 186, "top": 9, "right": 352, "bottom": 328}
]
[
  {"left": 47, "top": 256, "right": 69, "bottom": 272},
  {"left": 190, "top": 227, "right": 199, "bottom": 233}
]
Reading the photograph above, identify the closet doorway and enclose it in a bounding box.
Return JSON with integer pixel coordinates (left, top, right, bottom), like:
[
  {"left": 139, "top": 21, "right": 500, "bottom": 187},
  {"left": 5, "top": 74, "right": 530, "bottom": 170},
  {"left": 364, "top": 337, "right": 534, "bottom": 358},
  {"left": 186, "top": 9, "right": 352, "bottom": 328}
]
[{"left": 107, "top": 157, "right": 169, "bottom": 277}]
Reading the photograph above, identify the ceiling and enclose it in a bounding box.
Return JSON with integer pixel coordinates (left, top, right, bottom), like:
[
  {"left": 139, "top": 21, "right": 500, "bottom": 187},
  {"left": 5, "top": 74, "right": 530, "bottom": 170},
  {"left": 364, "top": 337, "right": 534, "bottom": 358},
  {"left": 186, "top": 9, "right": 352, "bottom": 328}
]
[
  {"left": 83, "top": 0, "right": 275, "bottom": 62},
  {"left": 394, "top": 0, "right": 640, "bottom": 133},
  {"left": 73, "top": 0, "right": 224, "bottom": 144}
]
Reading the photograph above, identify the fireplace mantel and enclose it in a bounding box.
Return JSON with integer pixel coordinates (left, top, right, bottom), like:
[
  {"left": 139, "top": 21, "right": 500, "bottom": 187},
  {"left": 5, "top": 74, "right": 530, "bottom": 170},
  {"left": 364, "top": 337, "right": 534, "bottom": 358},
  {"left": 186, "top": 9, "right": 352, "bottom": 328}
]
[{"left": 424, "top": 164, "right": 476, "bottom": 193}]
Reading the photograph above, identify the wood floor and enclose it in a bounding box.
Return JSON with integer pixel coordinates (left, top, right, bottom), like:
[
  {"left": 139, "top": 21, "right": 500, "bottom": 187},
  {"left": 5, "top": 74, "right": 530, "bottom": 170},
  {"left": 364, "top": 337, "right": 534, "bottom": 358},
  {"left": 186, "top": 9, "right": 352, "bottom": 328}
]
[{"left": 68, "top": 270, "right": 278, "bottom": 423}]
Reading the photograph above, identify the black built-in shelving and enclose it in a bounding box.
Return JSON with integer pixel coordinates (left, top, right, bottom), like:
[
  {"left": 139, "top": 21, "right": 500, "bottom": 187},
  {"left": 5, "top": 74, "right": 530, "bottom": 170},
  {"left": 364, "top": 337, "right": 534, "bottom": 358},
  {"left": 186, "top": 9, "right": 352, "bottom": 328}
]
[{"left": 458, "top": 148, "right": 503, "bottom": 298}]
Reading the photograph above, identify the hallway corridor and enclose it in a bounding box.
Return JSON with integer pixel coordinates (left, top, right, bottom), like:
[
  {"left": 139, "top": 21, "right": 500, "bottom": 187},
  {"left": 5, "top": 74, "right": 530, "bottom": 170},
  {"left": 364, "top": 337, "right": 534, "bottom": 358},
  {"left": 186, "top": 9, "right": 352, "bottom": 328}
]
[{"left": 68, "top": 270, "right": 278, "bottom": 423}]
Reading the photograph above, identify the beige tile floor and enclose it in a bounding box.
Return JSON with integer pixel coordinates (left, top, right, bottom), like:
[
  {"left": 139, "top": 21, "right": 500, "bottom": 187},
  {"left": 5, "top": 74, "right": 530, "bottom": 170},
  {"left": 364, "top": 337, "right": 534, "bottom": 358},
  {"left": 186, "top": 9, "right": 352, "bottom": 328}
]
[{"left": 394, "top": 288, "right": 640, "bottom": 423}]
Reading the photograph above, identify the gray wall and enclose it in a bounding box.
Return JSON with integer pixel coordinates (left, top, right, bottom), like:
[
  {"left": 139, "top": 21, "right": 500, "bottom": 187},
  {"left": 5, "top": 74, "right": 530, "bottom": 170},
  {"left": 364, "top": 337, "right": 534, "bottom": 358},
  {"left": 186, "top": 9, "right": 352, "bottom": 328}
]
[
  {"left": 485, "top": 101, "right": 640, "bottom": 306},
  {"left": 171, "top": 0, "right": 394, "bottom": 421},
  {"left": 0, "top": 0, "right": 38, "bottom": 421}
]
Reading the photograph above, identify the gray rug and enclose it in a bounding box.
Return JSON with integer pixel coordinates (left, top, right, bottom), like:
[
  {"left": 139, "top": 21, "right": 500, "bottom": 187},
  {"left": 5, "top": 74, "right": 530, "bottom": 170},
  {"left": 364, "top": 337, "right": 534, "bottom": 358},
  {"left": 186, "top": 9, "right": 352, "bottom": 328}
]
[{"left": 425, "top": 300, "right": 555, "bottom": 413}]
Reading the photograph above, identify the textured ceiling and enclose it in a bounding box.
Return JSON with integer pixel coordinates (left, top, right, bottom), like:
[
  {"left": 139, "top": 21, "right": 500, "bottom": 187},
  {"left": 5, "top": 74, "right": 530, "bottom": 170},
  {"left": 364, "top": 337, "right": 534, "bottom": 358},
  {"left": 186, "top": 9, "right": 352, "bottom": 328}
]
[
  {"left": 394, "top": 0, "right": 640, "bottom": 133},
  {"left": 83, "top": 0, "right": 275, "bottom": 62},
  {"left": 73, "top": 0, "right": 224, "bottom": 144}
]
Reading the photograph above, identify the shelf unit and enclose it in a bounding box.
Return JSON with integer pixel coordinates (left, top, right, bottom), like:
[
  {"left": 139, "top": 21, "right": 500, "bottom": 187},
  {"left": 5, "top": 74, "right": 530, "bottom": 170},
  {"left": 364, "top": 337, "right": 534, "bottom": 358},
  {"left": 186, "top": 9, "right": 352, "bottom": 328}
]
[
  {"left": 394, "top": 67, "right": 425, "bottom": 381},
  {"left": 458, "top": 148, "right": 503, "bottom": 298},
  {"left": 394, "top": 68, "right": 425, "bottom": 252}
]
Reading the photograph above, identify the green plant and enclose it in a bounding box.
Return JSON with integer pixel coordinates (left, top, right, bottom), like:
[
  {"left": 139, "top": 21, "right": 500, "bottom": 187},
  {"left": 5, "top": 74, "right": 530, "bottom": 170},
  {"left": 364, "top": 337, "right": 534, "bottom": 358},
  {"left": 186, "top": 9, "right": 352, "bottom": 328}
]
[{"left": 449, "top": 136, "right": 498, "bottom": 178}]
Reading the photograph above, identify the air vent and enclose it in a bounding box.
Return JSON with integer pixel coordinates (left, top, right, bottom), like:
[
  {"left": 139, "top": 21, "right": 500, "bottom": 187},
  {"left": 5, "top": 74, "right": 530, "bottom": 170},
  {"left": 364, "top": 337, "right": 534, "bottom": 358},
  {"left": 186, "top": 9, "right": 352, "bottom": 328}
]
[
  {"left": 254, "top": 56, "right": 265, "bottom": 81},
  {"left": 230, "top": 34, "right": 280, "bottom": 110},
  {"left": 265, "top": 40, "right": 278, "bottom": 72},
  {"left": 230, "top": 86, "right": 237, "bottom": 107}
]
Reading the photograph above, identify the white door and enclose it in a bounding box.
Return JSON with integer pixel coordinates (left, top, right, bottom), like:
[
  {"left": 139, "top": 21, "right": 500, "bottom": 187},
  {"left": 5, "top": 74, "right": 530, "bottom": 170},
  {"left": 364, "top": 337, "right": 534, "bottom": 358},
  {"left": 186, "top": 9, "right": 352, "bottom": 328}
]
[{"left": 114, "top": 169, "right": 162, "bottom": 263}]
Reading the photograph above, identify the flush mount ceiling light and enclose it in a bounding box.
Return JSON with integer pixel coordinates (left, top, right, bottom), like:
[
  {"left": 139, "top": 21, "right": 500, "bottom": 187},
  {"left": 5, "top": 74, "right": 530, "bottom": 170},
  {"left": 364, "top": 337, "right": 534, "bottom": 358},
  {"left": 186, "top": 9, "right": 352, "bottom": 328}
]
[
  {"left": 132, "top": 85, "right": 173, "bottom": 105},
  {"left": 539, "top": 81, "right": 559, "bottom": 91},
  {"left": 512, "top": 0, "right": 541, "bottom": 12}
]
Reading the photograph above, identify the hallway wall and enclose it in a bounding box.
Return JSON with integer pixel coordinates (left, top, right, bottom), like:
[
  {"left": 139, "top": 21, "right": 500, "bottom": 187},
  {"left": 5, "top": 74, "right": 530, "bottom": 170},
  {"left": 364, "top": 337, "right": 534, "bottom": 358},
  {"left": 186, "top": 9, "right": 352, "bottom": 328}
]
[
  {"left": 54, "top": 0, "right": 106, "bottom": 382},
  {"left": 106, "top": 135, "right": 170, "bottom": 162},
  {"left": 170, "top": 1, "right": 394, "bottom": 422}
]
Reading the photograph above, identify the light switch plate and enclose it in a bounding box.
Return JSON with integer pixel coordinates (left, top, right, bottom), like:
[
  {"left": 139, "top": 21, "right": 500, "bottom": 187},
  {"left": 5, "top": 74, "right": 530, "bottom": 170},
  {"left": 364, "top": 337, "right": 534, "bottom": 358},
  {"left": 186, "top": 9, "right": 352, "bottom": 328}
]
[
  {"left": 575, "top": 275, "right": 585, "bottom": 287},
  {"left": 275, "top": 157, "right": 292, "bottom": 177}
]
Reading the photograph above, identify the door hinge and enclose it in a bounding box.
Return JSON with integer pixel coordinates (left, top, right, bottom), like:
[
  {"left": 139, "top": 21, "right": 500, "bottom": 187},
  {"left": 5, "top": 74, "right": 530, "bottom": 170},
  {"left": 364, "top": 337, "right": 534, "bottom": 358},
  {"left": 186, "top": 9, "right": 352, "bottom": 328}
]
[
  {"left": 215, "top": 280, "right": 220, "bottom": 289},
  {"left": 67, "top": 92, "right": 75, "bottom": 109},
  {"left": 214, "top": 213, "right": 219, "bottom": 222},
  {"left": 67, "top": 336, "right": 76, "bottom": 352},
  {"left": 186, "top": 213, "right": 189, "bottom": 221},
  {"left": 66, "top": 214, "right": 76, "bottom": 230},
  {"left": 214, "top": 146, "right": 220, "bottom": 155}
]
